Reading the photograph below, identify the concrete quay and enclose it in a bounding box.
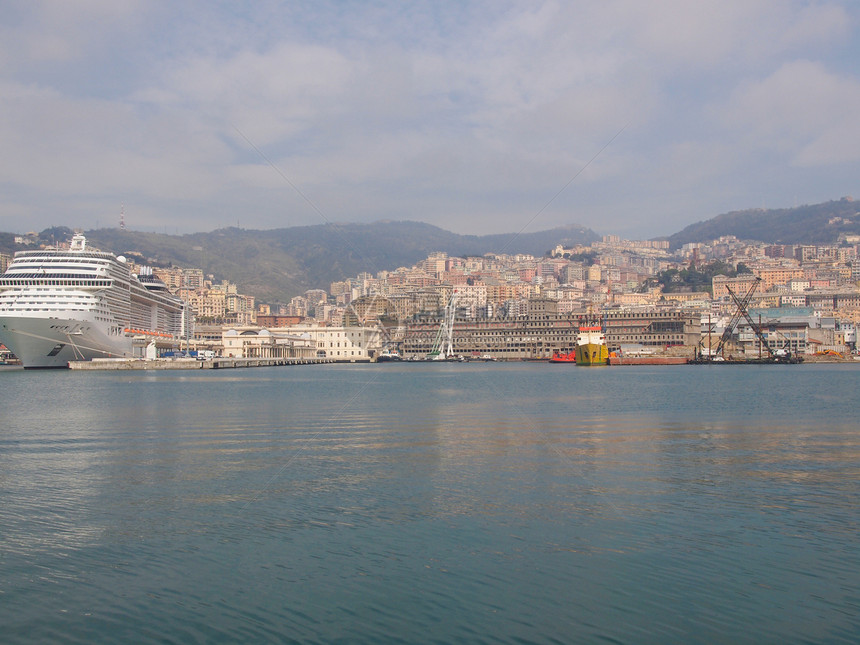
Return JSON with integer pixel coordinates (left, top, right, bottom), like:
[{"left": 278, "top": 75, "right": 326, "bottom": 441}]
[{"left": 68, "top": 357, "right": 339, "bottom": 370}]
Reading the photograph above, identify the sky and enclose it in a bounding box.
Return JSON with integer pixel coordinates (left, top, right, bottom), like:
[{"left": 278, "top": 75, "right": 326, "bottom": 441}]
[{"left": 2, "top": 0, "right": 859, "bottom": 239}]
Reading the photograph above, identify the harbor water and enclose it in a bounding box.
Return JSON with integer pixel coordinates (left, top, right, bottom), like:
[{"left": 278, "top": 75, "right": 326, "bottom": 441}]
[{"left": 1, "top": 363, "right": 859, "bottom": 643}]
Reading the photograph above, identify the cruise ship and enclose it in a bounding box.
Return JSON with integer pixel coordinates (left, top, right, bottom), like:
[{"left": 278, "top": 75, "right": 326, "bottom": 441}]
[{"left": 0, "top": 233, "right": 188, "bottom": 367}]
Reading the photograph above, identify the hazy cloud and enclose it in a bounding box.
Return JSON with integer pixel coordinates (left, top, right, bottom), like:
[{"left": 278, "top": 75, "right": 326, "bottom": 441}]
[
  {"left": 723, "top": 60, "right": 860, "bottom": 166},
  {"left": 1, "top": 0, "right": 858, "bottom": 238}
]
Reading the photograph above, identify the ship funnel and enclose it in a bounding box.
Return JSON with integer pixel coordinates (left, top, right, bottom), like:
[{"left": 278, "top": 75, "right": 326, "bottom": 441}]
[{"left": 70, "top": 234, "right": 87, "bottom": 252}]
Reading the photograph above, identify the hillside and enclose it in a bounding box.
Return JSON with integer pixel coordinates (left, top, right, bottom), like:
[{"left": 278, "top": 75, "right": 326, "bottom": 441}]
[
  {"left": 75, "top": 221, "right": 598, "bottom": 302},
  {"left": 8, "top": 195, "right": 858, "bottom": 302},
  {"left": 667, "top": 198, "right": 860, "bottom": 249},
  {"left": 0, "top": 232, "right": 15, "bottom": 256}
]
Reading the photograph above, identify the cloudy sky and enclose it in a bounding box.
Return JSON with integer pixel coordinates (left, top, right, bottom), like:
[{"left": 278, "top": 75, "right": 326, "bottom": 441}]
[{"left": 2, "top": 1, "right": 859, "bottom": 239}]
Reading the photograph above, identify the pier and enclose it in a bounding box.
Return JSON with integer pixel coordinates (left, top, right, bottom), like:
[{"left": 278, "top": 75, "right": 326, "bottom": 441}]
[{"left": 68, "top": 357, "right": 341, "bottom": 370}]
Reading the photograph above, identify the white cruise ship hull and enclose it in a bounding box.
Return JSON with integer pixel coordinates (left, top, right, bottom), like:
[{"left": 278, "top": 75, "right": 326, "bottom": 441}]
[{"left": 0, "top": 313, "right": 133, "bottom": 368}]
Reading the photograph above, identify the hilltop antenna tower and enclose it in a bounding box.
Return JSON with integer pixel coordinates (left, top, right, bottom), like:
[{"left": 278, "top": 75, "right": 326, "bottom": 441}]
[{"left": 120, "top": 204, "right": 125, "bottom": 230}]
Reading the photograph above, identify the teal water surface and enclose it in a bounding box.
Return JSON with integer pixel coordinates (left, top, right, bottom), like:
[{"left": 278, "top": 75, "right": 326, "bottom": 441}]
[{"left": 1, "top": 363, "right": 859, "bottom": 643}]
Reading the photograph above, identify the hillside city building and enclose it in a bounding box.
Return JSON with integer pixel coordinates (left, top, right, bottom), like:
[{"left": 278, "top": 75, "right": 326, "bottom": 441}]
[
  {"left": 169, "top": 234, "right": 860, "bottom": 361},
  {"left": 4, "top": 233, "right": 860, "bottom": 363}
]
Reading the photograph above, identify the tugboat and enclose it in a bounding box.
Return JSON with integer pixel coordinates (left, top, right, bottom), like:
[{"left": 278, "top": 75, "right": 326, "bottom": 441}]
[
  {"left": 548, "top": 349, "right": 577, "bottom": 364},
  {"left": 377, "top": 348, "right": 402, "bottom": 362}
]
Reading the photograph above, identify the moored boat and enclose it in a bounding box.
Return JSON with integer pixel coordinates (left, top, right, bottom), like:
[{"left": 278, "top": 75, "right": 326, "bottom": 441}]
[
  {"left": 549, "top": 350, "right": 577, "bottom": 363},
  {"left": 0, "top": 233, "right": 188, "bottom": 368},
  {"left": 575, "top": 318, "right": 608, "bottom": 366},
  {"left": 608, "top": 355, "right": 688, "bottom": 365},
  {"left": 377, "top": 348, "right": 402, "bottom": 362}
]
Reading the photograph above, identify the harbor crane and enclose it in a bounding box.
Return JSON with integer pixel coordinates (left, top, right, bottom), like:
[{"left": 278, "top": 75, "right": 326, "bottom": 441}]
[
  {"left": 703, "top": 277, "right": 792, "bottom": 361},
  {"left": 726, "top": 283, "right": 784, "bottom": 359},
  {"left": 710, "top": 278, "right": 761, "bottom": 359},
  {"left": 696, "top": 276, "right": 802, "bottom": 364},
  {"left": 710, "top": 277, "right": 780, "bottom": 360}
]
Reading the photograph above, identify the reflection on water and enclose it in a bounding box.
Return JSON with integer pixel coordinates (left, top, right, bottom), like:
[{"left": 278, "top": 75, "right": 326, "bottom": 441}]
[{"left": 1, "top": 364, "right": 859, "bottom": 643}]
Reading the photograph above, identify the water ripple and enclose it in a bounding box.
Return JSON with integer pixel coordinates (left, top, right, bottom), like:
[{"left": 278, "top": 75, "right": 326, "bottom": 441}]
[{"left": 1, "top": 365, "right": 859, "bottom": 643}]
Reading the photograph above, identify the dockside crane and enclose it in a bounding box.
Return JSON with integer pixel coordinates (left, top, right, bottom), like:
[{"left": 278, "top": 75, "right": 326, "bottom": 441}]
[
  {"left": 711, "top": 278, "right": 761, "bottom": 359},
  {"left": 695, "top": 277, "right": 801, "bottom": 363},
  {"left": 726, "top": 283, "right": 781, "bottom": 359}
]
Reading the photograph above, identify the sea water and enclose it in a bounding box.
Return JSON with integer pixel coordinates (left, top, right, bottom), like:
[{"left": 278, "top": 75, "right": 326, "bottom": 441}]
[{"left": 1, "top": 363, "right": 858, "bottom": 643}]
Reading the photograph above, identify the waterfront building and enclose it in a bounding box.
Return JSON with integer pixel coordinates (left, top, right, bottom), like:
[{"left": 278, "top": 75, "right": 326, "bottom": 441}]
[
  {"left": 401, "top": 301, "right": 701, "bottom": 360},
  {"left": 402, "top": 298, "right": 577, "bottom": 360},
  {"left": 736, "top": 317, "right": 811, "bottom": 357},
  {"left": 293, "top": 324, "right": 383, "bottom": 361},
  {"left": 191, "top": 323, "right": 226, "bottom": 347},
  {"left": 221, "top": 328, "right": 315, "bottom": 359},
  {"left": 602, "top": 309, "right": 700, "bottom": 349},
  {"left": 732, "top": 309, "right": 853, "bottom": 356}
]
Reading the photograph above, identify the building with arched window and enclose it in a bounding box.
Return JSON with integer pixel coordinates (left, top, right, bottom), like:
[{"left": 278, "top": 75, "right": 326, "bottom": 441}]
[{"left": 221, "top": 328, "right": 315, "bottom": 359}]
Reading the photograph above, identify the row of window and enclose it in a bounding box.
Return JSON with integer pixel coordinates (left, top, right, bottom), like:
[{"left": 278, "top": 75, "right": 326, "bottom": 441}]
[
  {"left": 0, "top": 276, "right": 111, "bottom": 285},
  {"left": 614, "top": 334, "right": 684, "bottom": 341},
  {"left": 3, "top": 298, "right": 93, "bottom": 306},
  {"left": 5, "top": 307, "right": 89, "bottom": 312}
]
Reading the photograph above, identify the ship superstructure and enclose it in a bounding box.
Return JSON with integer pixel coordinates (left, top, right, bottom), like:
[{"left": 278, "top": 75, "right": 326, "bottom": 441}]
[{"left": 0, "top": 233, "right": 188, "bottom": 367}]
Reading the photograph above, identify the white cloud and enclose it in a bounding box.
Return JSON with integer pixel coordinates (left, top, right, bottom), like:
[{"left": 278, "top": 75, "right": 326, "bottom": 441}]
[
  {"left": 613, "top": 0, "right": 851, "bottom": 71},
  {"left": 721, "top": 60, "right": 860, "bottom": 165},
  {"left": 0, "top": 1, "right": 858, "bottom": 237},
  {"left": 0, "top": 80, "right": 231, "bottom": 201},
  {"left": 0, "top": 0, "right": 147, "bottom": 70}
]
